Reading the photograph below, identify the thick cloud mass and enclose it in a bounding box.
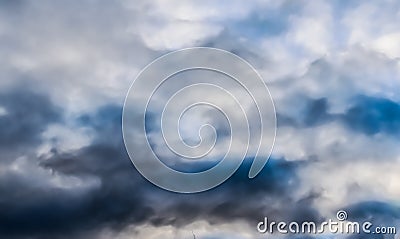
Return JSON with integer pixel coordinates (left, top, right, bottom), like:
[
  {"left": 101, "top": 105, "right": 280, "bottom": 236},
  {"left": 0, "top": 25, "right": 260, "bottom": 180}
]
[
  {"left": 1, "top": 0, "right": 400, "bottom": 239},
  {"left": 0, "top": 88, "right": 61, "bottom": 150}
]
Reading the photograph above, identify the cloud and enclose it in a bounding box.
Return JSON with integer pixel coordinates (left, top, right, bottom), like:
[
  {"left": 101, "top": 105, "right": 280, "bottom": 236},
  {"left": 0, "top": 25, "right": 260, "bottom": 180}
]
[
  {"left": 341, "top": 96, "right": 400, "bottom": 136},
  {"left": 0, "top": 89, "right": 101, "bottom": 239},
  {"left": 0, "top": 0, "right": 400, "bottom": 238},
  {"left": 278, "top": 95, "right": 400, "bottom": 137},
  {"left": 0, "top": 87, "right": 61, "bottom": 155},
  {"left": 344, "top": 201, "right": 400, "bottom": 239},
  {"left": 0, "top": 91, "right": 316, "bottom": 238}
]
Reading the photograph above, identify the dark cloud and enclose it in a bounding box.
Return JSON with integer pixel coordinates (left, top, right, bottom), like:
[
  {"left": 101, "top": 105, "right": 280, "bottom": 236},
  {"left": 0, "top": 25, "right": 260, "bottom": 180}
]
[
  {"left": 6, "top": 90, "right": 400, "bottom": 239},
  {"left": 346, "top": 201, "right": 400, "bottom": 224},
  {"left": 277, "top": 97, "right": 335, "bottom": 128},
  {"left": 0, "top": 95, "right": 319, "bottom": 238},
  {"left": 342, "top": 96, "right": 400, "bottom": 136},
  {"left": 0, "top": 88, "right": 61, "bottom": 154},
  {"left": 344, "top": 201, "right": 400, "bottom": 239},
  {"left": 0, "top": 102, "right": 153, "bottom": 238},
  {"left": 0, "top": 1, "right": 399, "bottom": 238},
  {"left": 146, "top": 157, "right": 318, "bottom": 228},
  {"left": 278, "top": 95, "right": 400, "bottom": 137}
]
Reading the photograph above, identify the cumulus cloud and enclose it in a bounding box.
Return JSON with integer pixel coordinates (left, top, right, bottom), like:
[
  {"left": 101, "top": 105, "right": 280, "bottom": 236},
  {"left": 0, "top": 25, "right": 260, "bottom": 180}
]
[{"left": 1, "top": 0, "right": 400, "bottom": 238}]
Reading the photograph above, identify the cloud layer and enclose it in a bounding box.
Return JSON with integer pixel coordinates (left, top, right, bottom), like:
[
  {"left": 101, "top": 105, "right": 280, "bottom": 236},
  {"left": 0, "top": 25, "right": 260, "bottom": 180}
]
[{"left": 1, "top": 0, "right": 400, "bottom": 238}]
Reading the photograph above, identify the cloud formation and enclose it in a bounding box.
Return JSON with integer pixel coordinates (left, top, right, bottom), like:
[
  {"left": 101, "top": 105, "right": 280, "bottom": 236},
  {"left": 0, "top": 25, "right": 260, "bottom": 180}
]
[{"left": 0, "top": 0, "right": 400, "bottom": 238}]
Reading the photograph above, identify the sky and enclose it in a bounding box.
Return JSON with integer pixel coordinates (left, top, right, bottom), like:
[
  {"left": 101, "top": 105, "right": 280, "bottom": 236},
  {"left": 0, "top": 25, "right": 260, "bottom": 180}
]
[{"left": 1, "top": 0, "right": 400, "bottom": 238}]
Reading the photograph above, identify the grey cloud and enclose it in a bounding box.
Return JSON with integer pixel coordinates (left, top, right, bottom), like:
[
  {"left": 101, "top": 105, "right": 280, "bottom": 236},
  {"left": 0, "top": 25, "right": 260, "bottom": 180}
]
[
  {"left": 0, "top": 99, "right": 312, "bottom": 238},
  {"left": 278, "top": 95, "right": 400, "bottom": 138},
  {"left": 0, "top": 87, "right": 61, "bottom": 157},
  {"left": 0, "top": 0, "right": 158, "bottom": 112},
  {"left": 38, "top": 103, "right": 312, "bottom": 237},
  {"left": 344, "top": 201, "right": 400, "bottom": 239},
  {"left": 1, "top": 1, "right": 400, "bottom": 238}
]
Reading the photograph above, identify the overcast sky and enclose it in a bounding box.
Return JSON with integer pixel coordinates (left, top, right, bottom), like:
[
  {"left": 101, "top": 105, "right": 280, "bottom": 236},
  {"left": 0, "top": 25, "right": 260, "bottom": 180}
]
[{"left": 1, "top": 0, "right": 400, "bottom": 238}]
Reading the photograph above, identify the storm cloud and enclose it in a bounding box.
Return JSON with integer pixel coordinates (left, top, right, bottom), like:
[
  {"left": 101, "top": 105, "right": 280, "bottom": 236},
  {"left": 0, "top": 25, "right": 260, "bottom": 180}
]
[{"left": 0, "top": 0, "right": 400, "bottom": 239}]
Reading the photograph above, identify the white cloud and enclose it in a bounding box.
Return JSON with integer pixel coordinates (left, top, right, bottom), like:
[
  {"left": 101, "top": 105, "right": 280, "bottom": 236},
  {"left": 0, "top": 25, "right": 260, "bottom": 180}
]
[
  {"left": 371, "top": 33, "right": 400, "bottom": 59},
  {"left": 39, "top": 123, "right": 94, "bottom": 155},
  {"left": 342, "top": 1, "right": 400, "bottom": 59},
  {"left": 0, "top": 106, "right": 7, "bottom": 116},
  {"left": 2, "top": 1, "right": 400, "bottom": 236},
  {"left": 137, "top": 21, "right": 222, "bottom": 50},
  {"left": 275, "top": 121, "right": 400, "bottom": 214}
]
